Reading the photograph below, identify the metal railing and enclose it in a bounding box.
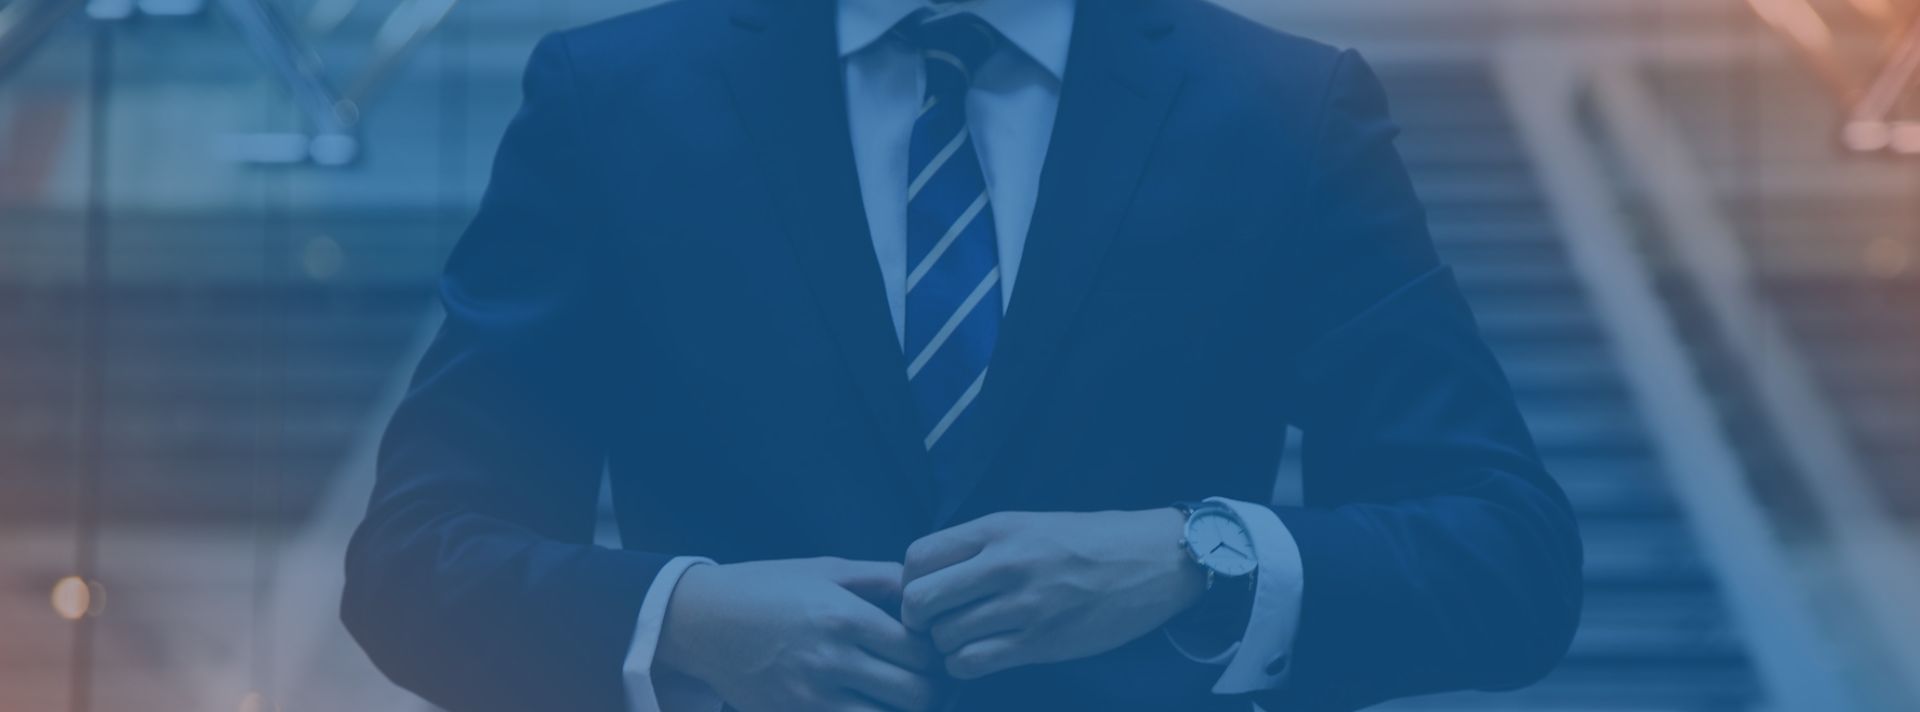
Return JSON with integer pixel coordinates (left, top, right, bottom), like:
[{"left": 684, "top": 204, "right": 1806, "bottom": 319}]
[
  {"left": 214, "top": 0, "right": 359, "bottom": 165},
  {"left": 1556, "top": 45, "right": 1920, "bottom": 709},
  {"left": 1, "top": 0, "right": 461, "bottom": 166},
  {"left": 1745, "top": 0, "right": 1920, "bottom": 154},
  {"left": 1496, "top": 43, "right": 1868, "bottom": 712},
  {"left": 214, "top": 0, "right": 462, "bottom": 166},
  {"left": 0, "top": 0, "right": 87, "bottom": 80}
]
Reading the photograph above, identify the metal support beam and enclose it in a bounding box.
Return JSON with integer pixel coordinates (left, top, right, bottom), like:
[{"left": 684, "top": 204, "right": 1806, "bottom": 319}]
[{"left": 0, "top": 0, "right": 88, "bottom": 80}]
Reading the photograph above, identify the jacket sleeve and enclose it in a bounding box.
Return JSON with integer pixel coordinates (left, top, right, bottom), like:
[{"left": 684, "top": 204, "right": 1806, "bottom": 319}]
[
  {"left": 1252, "top": 50, "right": 1584, "bottom": 711},
  {"left": 342, "top": 34, "right": 672, "bottom": 712}
]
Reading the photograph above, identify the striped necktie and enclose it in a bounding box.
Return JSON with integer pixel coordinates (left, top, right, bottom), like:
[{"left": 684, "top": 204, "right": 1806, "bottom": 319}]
[{"left": 898, "top": 11, "right": 1003, "bottom": 463}]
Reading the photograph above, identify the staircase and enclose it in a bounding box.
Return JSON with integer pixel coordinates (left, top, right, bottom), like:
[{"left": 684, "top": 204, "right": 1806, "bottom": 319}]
[
  {"left": 0, "top": 211, "right": 447, "bottom": 711},
  {"left": 1642, "top": 62, "right": 1920, "bottom": 524},
  {"left": 0, "top": 212, "right": 444, "bottom": 525},
  {"left": 1373, "top": 63, "right": 1764, "bottom": 710}
]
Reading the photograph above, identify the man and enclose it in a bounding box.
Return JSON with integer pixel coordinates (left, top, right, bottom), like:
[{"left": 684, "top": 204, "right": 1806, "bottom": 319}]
[{"left": 342, "top": 0, "right": 1583, "bottom": 710}]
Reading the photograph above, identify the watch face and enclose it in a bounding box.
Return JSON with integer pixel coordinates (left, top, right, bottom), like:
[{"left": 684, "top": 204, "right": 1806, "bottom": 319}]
[{"left": 1185, "top": 509, "right": 1258, "bottom": 577}]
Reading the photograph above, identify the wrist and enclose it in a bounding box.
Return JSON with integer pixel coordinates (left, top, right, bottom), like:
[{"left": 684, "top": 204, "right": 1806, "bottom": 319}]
[
  {"left": 1149, "top": 508, "right": 1209, "bottom": 610},
  {"left": 656, "top": 563, "right": 720, "bottom": 682},
  {"left": 1164, "top": 501, "right": 1259, "bottom": 639}
]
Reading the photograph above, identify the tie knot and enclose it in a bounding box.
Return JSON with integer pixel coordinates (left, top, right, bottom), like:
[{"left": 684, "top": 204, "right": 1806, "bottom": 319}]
[{"left": 897, "top": 11, "right": 1001, "bottom": 88}]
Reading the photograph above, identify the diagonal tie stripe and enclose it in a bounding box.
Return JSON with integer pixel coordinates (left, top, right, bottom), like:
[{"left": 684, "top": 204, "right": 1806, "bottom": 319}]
[
  {"left": 925, "top": 369, "right": 988, "bottom": 449},
  {"left": 899, "top": 11, "right": 1004, "bottom": 460},
  {"left": 907, "top": 130, "right": 970, "bottom": 202},
  {"left": 908, "top": 266, "right": 1000, "bottom": 379},
  {"left": 906, "top": 190, "right": 990, "bottom": 293}
]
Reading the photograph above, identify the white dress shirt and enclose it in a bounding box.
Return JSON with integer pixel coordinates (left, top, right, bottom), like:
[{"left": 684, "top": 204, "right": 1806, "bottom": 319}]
[{"left": 621, "top": 1, "right": 1303, "bottom": 708}]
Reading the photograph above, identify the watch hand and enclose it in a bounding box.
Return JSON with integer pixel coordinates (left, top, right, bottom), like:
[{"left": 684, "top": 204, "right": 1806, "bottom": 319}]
[
  {"left": 1221, "top": 544, "right": 1249, "bottom": 558},
  {"left": 1208, "top": 542, "right": 1227, "bottom": 556}
]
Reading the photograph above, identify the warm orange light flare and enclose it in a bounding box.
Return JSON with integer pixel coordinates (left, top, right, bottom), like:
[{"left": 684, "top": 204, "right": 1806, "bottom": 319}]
[
  {"left": 1891, "top": 123, "right": 1920, "bottom": 154},
  {"left": 50, "top": 576, "right": 92, "bottom": 620},
  {"left": 1844, "top": 120, "right": 1894, "bottom": 151},
  {"left": 1846, "top": 0, "right": 1898, "bottom": 23},
  {"left": 1748, "top": 0, "right": 1837, "bottom": 52}
]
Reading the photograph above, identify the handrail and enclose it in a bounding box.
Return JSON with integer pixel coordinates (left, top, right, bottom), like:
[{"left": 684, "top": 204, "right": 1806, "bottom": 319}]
[
  {"left": 1847, "top": 14, "right": 1920, "bottom": 152},
  {"left": 212, "top": 0, "right": 462, "bottom": 166},
  {"left": 1494, "top": 44, "right": 1867, "bottom": 712},
  {"left": 1586, "top": 60, "right": 1920, "bottom": 709},
  {"left": 4, "top": 0, "right": 458, "bottom": 166},
  {"left": 341, "top": 0, "right": 459, "bottom": 107},
  {"left": 302, "top": 0, "right": 361, "bottom": 36},
  {"left": 213, "top": 0, "right": 359, "bottom": 164},
  {"left": 0, "top": 0, "right": 86, "bottom": 81},
  {"left": 1745, "top": 0, "right": 1920, "bottom": 154},
  {"left": 1745, "top": 0, "right": 1861, "bottom": 104}
]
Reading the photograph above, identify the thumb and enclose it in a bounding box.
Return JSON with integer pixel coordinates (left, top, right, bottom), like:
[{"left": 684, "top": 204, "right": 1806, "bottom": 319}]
[{"left": 821, "top": 558, "right": 905, "bottom": 609}]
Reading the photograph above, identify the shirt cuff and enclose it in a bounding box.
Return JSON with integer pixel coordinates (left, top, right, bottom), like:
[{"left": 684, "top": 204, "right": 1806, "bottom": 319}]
[
  {"left": 1165, "top": 497, "right": 1305, "bottom": 695},
  {"left": 622, "top": 556, "right": 724, "bottom": 712}
]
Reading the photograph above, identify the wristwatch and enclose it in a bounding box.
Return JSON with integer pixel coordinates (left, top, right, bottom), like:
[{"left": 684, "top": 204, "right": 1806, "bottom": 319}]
[{"left": 1174, "top": 500, "right": 1258, "bottom": 590}]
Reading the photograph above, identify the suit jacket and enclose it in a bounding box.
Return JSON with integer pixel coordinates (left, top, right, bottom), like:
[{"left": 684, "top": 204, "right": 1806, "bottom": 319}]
[{"left": 342, "top": 1, "right": 1584, "bottom": 710}]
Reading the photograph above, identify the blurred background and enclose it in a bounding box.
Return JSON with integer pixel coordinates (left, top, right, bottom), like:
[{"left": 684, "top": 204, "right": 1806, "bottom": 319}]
[{"left": 2, "top": 0, "right": 1918, "bottom": 710}]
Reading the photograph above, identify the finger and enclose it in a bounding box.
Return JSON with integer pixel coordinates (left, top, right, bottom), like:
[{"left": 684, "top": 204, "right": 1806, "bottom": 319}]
[
  {"left": 821, "top": 558, "right": 907, "bottom": 609},
  {"left": 928, "top": 596, "right": 1025, "bottom": 655},
  {"left": 945, "top": 633, "right": 1030, "bottom": 680},
  {"left": 900, "top": 553, "right": 1007, "bottom": 631},
  {"left": 903, "top": 513, "right": 1010, "bottom": 582},
  {"left": 840, "top": 598, "right": 940, "bottom": 672},
  {"left": 832, "top": 651, "right": 942, "bottom": 712}
]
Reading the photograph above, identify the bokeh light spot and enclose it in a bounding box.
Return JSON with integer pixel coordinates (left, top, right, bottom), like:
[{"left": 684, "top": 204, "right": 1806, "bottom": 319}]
[
  {"left": 51, "top": 576, "right": 95, "bottom": 620},
  {"left": 302, "top": 235, "right": 346, "bottom": 281},
  {"left": 1842, "top": 120, "right": 1892, "bottom": 153}
]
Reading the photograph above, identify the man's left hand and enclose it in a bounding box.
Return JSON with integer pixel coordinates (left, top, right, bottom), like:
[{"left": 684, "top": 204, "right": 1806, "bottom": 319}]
[{"left": 899, "top": 509, "right": 1207, "bottom": 680}]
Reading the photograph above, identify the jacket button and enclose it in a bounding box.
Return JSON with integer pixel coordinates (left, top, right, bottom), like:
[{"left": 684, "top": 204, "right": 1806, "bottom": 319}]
[{"left": 1266, "top": 655, "right": 1290, "bottom": 676}]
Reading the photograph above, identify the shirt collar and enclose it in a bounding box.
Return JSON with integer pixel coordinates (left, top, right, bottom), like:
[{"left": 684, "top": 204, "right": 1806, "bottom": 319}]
[{"left": 838, "top": 0, "right": 1075, "bottom": 81}]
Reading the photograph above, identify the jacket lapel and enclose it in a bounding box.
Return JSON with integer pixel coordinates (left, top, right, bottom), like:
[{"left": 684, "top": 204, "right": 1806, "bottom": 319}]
[
  {"left": 933, "top": 0, "right": 1186, "bottom": 525},
  {"left": 722, "top": 0, "right": 935, "bottom": 516}
]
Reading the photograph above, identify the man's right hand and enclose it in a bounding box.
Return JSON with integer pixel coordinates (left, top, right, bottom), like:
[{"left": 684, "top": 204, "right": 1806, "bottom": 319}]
[{"left": 657, "top": 557, "right": 943, "bottom": 712}]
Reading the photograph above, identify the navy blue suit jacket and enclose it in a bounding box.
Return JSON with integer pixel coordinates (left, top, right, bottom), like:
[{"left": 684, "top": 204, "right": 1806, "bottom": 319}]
[{"left": 342, "top": 0, "right": 1584, "bottom": 710}]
